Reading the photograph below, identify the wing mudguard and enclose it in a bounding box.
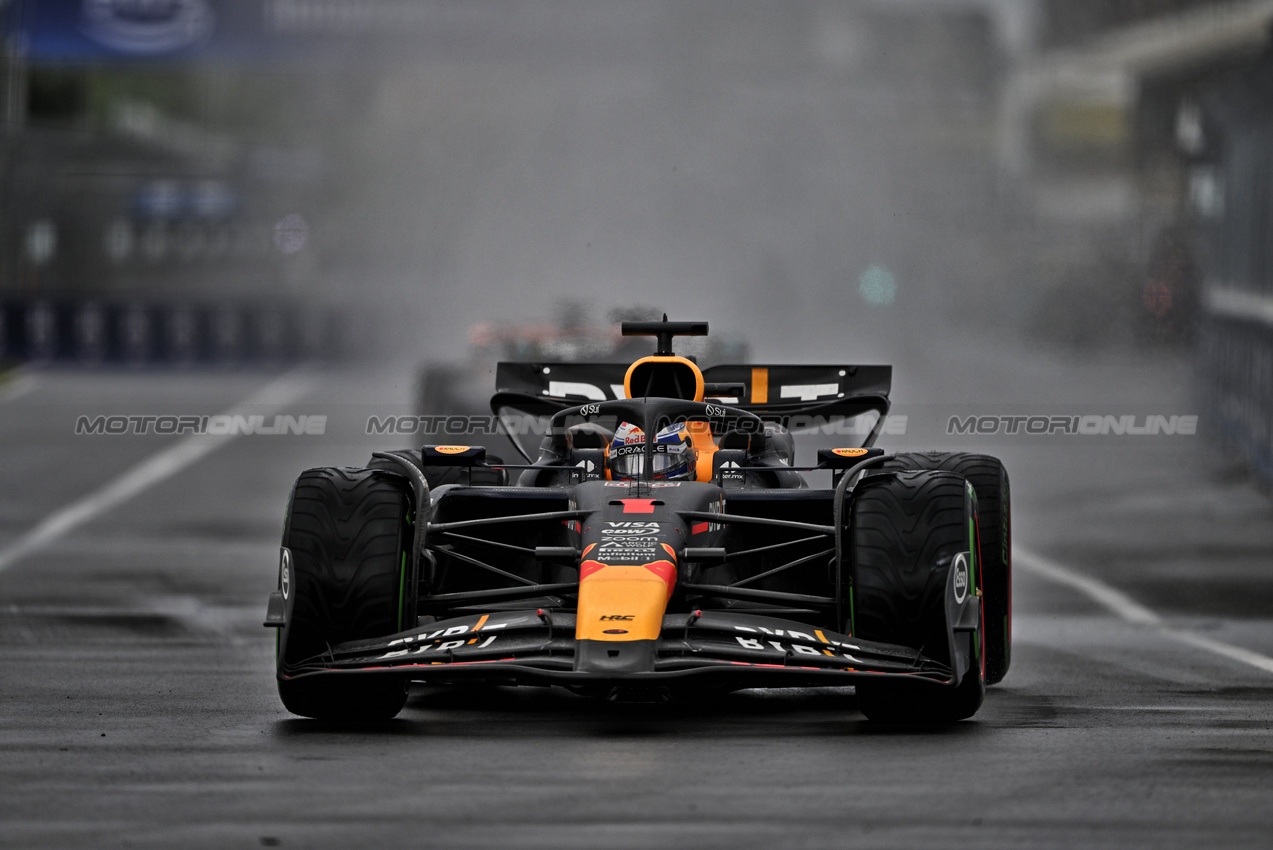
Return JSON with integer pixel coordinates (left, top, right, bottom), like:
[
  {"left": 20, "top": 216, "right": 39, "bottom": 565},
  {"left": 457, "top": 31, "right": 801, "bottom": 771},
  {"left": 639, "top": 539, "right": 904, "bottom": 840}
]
[{"left": 945, "top": 549, "right": 983, "bottom": 687}]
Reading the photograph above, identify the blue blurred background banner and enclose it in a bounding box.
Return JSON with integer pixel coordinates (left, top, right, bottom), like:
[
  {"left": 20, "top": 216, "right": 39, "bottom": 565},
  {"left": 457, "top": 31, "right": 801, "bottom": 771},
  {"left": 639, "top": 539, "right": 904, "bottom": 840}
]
[
  {"left": 10, "top": 0, "right": 500, "bottom": 63},
  {"left": 14, "top": 0, "right": 271, "bottom": 62}
]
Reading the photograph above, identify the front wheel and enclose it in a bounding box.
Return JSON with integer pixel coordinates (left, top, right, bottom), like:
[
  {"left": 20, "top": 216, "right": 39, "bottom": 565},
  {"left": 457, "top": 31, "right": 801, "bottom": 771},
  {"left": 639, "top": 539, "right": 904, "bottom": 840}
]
[
  {"left": 849, "top": 470, "right": 985, "bottom": 723},
  {"left": 276, "top": 467, "right": 413, "bottom": 720},
  {"left": 879, "top": 452, "right": 1011, "bottom": 685}
]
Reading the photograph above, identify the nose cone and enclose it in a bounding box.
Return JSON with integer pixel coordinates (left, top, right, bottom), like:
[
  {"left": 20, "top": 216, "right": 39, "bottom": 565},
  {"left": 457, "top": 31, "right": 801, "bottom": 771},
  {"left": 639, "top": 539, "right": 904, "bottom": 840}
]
[{"left": 575, "top": 557, "right": 676, "bottom": 642}]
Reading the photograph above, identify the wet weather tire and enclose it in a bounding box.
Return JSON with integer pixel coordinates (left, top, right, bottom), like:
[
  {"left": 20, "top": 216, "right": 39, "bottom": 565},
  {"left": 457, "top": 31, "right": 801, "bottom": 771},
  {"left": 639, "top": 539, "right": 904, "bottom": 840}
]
[
  {"left": 879, "top": 452, "right": 1011, "bottom": 685},
  {"left": 849, "top": 470, "right": 985, "bottom": 723},
  {"left": 277, "top": 467, "right": 412, "bottom": 720}
]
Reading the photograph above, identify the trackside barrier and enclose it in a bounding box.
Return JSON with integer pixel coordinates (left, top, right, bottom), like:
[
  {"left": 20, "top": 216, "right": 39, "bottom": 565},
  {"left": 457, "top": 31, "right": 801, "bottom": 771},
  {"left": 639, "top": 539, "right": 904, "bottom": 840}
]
[
  {"left": 1199, "top": 288, "right": 1273, "bottom": 485},
  {"left": 0, "top": 297, "right": 347, "bottom": 366},
  {"left": 1192, "top": 45, "right": 1273, "bottom": 486}
]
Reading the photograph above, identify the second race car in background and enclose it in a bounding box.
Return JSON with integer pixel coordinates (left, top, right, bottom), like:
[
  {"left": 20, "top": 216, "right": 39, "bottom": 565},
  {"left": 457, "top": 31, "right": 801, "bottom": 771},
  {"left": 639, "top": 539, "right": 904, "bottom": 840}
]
[{"left": 416, "top": 304, "right": 749, "bottom": 432}]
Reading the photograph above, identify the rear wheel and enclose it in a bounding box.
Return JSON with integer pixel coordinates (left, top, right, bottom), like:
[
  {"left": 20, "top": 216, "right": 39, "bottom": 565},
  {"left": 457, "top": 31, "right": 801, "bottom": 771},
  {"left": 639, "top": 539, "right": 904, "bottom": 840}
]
[
  {"left": 277, "top": 467, "right": 413, "bottom": 720},
  {"left": 849, "top": 470, "right": 984, "bottom": 723},
  {"left": 879, "top": 452, "right": 1011, "bottom": 685}
]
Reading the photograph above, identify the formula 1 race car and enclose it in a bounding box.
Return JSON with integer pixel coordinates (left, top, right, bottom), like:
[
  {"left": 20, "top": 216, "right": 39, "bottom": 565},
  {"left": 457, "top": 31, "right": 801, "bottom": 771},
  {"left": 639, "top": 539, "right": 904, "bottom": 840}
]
[{"left": 266, "top": 319, "right": 1011, "bottom": 723}]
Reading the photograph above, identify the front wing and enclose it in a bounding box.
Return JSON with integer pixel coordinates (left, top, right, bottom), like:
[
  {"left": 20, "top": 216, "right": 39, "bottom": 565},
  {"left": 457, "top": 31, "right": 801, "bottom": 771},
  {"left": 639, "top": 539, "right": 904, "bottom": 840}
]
[{"left": 278, "top": 606, "right": 978, "bottom": 692}]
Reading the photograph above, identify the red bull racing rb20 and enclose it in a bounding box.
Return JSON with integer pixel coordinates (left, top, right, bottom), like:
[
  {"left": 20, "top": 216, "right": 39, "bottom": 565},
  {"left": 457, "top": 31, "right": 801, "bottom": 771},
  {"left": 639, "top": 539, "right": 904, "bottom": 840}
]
[{"left": 265, "top": 319, "right": 1011, "bottom": 723}]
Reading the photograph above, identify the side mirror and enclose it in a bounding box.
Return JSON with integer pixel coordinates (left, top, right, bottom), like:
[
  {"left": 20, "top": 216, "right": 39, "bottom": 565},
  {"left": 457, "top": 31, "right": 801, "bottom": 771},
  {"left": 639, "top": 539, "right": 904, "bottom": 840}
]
[{"left": 492, "top": 404, "right": 553, "bottom": 462}]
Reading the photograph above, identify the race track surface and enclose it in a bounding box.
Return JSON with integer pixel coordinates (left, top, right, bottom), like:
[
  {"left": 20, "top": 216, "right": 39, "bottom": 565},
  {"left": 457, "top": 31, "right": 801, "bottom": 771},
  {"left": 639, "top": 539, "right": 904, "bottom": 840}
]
[{"left": 2, "top": 339, "right": 1272, "bottom": 850}]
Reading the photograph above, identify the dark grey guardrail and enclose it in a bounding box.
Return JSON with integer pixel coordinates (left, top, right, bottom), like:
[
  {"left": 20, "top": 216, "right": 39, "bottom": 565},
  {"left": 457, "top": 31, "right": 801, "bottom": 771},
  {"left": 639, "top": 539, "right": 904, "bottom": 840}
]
[
  {"left": 1198, "top": 288, "right": 1273, "bottom": 484},
  {"left": 0, "top": 297, "right": 345, "bottom": 367}
]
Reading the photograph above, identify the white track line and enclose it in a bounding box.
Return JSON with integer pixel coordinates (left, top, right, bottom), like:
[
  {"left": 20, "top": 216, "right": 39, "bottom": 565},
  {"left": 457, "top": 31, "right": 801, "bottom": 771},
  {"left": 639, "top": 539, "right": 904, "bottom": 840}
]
[
  {"left": 0, "top": 369, "right": 314, "bottom": 575},
  {"left": 1014, "top": 545, "right": 1162, "bottom": 626},
  {"left": 1015, "top": 544, "right": 1273, "bottom": 675}
]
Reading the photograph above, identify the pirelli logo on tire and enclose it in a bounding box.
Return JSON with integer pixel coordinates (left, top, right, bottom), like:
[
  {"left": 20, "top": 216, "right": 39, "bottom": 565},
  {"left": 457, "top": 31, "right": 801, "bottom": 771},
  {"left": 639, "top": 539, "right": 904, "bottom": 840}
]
[
  {"left": 952, "top": 551, "right": 969, "bottom": 604},
  {"left": 279, "top": 547, "right": 292, "bottom": 600}
]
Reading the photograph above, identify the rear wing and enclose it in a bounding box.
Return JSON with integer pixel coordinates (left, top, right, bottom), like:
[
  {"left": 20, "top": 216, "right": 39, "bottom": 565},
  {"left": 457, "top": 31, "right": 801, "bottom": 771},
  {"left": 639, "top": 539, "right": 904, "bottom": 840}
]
[
  {"left": 496, "top": 361, "right": 888, "bottom": 402},
  {"left": 492, "top": 361, "right": 892, "bottom": 432}
]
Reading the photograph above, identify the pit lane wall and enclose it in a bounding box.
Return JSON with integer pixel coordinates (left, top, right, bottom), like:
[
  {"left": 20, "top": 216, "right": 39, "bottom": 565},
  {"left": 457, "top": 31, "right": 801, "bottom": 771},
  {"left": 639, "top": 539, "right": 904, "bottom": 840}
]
[
  {"left": 1193, "top": 43, "right": 1273, "bottom": 486},
  {"left": 1200, "top": 291, "right": 1273, "bottom": 483},
  {"left": 0, "top": 2, "right": 363, "bottom": 369},
  {"left": 0, "top": 297, "right": 346, "bottom": 366}
]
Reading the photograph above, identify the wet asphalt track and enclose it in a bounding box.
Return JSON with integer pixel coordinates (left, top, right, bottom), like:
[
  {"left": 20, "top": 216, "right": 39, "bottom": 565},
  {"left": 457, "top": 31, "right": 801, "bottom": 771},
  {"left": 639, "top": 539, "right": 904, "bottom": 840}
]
[{"left": 2, "top": 336, "right": 1273, "bottom": 850}]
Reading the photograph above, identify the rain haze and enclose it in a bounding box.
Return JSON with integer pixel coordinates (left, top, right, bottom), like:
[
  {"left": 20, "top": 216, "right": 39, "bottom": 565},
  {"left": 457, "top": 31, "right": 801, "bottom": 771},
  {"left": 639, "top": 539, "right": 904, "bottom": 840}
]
[{"left": 285, "top": 0, "right": 1014, "bottom": 361}]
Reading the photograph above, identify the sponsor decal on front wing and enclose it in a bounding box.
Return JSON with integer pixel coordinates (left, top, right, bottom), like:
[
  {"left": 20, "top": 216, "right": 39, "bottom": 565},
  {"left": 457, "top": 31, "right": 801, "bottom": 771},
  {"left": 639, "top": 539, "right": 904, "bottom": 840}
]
[{"left": 732, "top": 624, "right": 865, "bottom": 663}]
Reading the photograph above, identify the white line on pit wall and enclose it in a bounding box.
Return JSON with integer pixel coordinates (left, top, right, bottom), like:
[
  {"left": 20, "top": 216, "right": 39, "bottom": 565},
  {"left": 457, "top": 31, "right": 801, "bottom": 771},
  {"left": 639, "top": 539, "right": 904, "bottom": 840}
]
[
  {"left": 0, "top": 368, "right": 314, "bottom": 574},
  {"left": 1015, "top": 544, "right": 1273, "bottom": 676}
]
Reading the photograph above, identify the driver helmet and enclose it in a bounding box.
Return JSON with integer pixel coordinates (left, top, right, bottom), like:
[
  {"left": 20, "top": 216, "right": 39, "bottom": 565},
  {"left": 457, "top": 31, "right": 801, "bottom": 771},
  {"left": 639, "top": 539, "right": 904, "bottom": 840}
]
[{"left": 608, "top": 421, "right": 697, "bottom": 480}]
